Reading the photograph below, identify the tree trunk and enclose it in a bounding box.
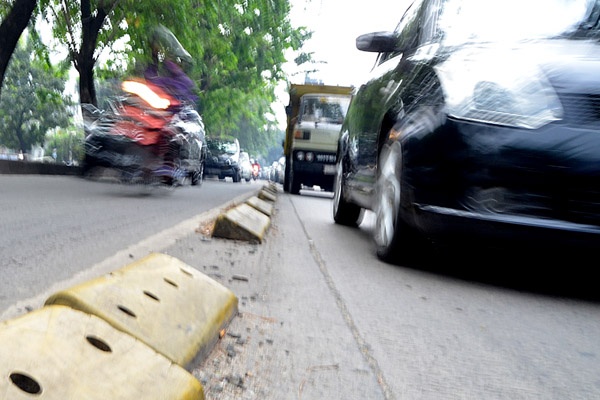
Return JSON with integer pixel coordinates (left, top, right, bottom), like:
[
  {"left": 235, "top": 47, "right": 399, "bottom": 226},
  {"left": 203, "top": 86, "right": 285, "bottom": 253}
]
[
  {"left": 76, "top": 0, "right": 108, "bottom": 108},
  {"left": 0, "top": 0, "right": 37, "bottom": 99}
]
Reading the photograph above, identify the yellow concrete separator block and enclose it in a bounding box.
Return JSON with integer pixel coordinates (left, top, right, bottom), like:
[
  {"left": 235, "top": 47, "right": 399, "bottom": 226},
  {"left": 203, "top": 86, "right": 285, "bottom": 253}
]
[
  {"left": 262, "top": 184, "right": 278, "bottom": 196},
  {"left": 258, "top": 188, "right": 277, "bottom": 203},
  {"left": 0, "top": 305, "right": 204, "bottom": 399},
  {"left": 212, "top": 202, "right": 271, "bottom": 243},
  {"left": 246, "top": 195, "right": 274, "bottom": 216},
  {"left": 44, "top": 253, "right": 238, "bottom": 368}
]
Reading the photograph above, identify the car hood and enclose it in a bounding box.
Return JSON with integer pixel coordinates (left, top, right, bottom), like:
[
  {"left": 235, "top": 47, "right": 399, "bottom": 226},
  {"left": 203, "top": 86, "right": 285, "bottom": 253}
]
[{"left": 431, "top": 38, "right": 600, "bottom": 130}]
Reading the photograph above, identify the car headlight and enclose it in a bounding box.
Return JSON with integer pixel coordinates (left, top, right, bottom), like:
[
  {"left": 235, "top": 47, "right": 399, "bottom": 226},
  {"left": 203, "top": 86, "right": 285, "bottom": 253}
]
[
  {"left": 296, "top": 151, "right": 305, "bottom": 161},
  {"left": 435, "top": 49, "right": 563, "bottom": 129}
]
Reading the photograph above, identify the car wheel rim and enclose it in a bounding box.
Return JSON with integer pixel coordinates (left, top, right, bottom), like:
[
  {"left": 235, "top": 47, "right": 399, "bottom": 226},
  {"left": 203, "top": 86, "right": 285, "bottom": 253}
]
[
  {"left": 333, "top": 162, "right": 342, "bottom": 215},
  {"left": 375, "top": 147, "right": 400, "bottom": 249}
]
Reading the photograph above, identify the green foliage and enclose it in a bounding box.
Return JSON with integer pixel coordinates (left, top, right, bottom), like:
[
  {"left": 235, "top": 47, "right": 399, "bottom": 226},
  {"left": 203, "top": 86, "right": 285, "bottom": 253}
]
[
  {"left": 0, "top": 37, "right": 74, "bottom": 153},
  {"left": 45, "top": 126, "right": 84, "bottom": 164},
  {"left": 30, "top": 0, "right": 313, "bottom": 160}
]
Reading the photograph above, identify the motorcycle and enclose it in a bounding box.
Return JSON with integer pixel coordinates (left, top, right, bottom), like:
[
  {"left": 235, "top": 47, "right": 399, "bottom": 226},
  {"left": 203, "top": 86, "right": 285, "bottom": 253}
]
[
  {"left": 82, "top": 78, "right": 206, "bottom": 188},
  {"left": 251, "top": 161, "right": 260, "bottom": 181}
]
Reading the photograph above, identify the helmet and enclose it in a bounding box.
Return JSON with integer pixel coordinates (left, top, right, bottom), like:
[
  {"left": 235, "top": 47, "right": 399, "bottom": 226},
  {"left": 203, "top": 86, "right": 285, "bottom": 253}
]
[{"left": 149, "top": 24, "right": 193, "bottom": 69}]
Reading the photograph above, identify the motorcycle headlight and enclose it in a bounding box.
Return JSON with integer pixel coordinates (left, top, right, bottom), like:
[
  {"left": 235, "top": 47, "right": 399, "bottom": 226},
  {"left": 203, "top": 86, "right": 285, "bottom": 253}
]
[
  {"left": 435, "top": 49, "right": 563, "bottom": 129},
  {"left": 122, "top": 80, "right": 171, "bottom": 110}
]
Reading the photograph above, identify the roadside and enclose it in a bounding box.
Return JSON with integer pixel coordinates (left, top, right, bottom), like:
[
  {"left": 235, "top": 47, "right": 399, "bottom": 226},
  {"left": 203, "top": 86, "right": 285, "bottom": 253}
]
[
  {"left": 164, "top": 187, "right": 385, "bottom": 399},
  {"left": 0, "top": 159, "right": 81, "bottom": 176}
]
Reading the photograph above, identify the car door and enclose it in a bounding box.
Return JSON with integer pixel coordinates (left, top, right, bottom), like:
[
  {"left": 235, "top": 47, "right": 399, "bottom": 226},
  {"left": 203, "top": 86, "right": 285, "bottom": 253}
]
[{"left": 341, "top": 0, "right": 430, "bottom": 209}]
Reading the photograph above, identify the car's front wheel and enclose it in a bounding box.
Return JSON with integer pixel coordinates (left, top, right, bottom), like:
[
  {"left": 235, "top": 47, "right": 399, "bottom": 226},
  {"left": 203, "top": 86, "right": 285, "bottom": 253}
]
[
  {"left": 332, "top": 160, "right": 364, "bottom": 226},
  {"left": 374, "top": 142, "right": 425, "bottom": 262}
]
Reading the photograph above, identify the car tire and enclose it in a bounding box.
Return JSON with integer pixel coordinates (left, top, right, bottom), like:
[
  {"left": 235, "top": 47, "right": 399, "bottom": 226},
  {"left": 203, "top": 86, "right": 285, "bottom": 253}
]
[
  {"left": 289, "top": 171, "right": 301, "bottom": 195},
  {"left": 332, "top": 159, "right": 364, "bottom": 226},
  {"left": 283, "top": 156, "right": 291, "bottom": 192},
  {"left": 373, "top": 142, "right": 426, "bottom": 262}
]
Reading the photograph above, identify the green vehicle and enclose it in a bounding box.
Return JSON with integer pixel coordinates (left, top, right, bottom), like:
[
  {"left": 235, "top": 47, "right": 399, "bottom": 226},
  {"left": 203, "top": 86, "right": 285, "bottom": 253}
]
[{"left": 283, "top": 84, "right": 353, "bottom": 194}]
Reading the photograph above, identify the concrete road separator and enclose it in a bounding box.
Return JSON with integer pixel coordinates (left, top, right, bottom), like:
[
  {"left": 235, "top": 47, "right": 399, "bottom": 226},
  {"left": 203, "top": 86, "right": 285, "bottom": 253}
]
[
  {"left": 258, "top": 187, "right": 277, "bottom": 203},
  {"left": 212, "top": 202, "right": 271, "bottom": 243},
  {"left": 44, "top": 252, "right": 238, "bottom": 368},
  {"left": 0, "top": 304, "right": 204, "bottom": 399},
  {"left": 245, "top": 195, "right": 274, "bottom": 216}
]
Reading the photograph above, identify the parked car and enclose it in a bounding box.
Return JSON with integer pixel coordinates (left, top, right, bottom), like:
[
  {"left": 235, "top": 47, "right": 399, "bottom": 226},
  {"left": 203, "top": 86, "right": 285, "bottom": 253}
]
[
  {"left": 204, "top": 137, "right": 242, "bottom": 182},
  {"left": 333, "top": 0, "right": 600, "bottom": 262},
  {"left": 239, "top": 151, "right": 253, "bottom": 182}
]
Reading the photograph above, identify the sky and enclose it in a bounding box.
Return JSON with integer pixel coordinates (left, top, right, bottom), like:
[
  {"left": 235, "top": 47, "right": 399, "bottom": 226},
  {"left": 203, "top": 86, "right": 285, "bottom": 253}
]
[
  {"left": 285, "top": 0, "right": 405, "bottom": 86},
  {"left": 272, "top": 0, "right": 410, "bottom": 127}
]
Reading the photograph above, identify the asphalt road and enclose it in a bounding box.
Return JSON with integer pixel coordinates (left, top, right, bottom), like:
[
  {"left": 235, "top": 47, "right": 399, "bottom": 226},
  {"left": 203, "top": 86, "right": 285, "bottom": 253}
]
[
  {"left": 0, "top": 174, "right": 259, "bottom": 319},
  {"left": 2, "top": 175, "right": 600, "bottom": 399}
]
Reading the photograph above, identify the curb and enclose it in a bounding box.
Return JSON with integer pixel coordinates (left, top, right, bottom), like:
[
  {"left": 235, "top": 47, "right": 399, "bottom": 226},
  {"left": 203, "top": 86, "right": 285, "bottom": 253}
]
[
  {"left": 212, "top": 183, "right": 278, "bottom": 243},
  {"left": 0, "top": 305, "right": 204, "bottom": 399},
  {"left": 45, "top": 252, "right": 238, "bottom": 368},
  {"left": 0, "top": 177, "right": 278, "bottom": 399},
  {"left": 0, "top": 253, "right": 240, "bottom": 400}
]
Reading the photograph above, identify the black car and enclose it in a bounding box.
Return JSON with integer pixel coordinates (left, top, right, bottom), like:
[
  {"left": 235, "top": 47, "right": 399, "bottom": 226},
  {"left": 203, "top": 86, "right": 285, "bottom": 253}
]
[
  {"left": 204, "top": 137, "right": 243, "bottom": 182},
  {"left": 333, "top": 0, "right": 600, "bottom": 262}
]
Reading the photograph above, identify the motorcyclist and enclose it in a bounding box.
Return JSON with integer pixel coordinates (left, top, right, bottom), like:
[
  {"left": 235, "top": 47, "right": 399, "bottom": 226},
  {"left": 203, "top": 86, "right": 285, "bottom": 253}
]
[
  {"left": 141, "top": 25, "right": 199, "bottom": 184},
  {"left": 144, "top": 25, "right": 198, "bottom": 107}
]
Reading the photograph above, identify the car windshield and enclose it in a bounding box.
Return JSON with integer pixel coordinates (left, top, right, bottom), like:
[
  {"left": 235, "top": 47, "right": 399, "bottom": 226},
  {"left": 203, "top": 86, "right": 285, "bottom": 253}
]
[
  {"left": 299, "top": 95, "right": 351, "bottom": 124},
  {"left": 208, "top": 139, "right": 237, "bottom": 154},
  {"left": 433, "top": 0, "right": 599, "bottom": 46}
]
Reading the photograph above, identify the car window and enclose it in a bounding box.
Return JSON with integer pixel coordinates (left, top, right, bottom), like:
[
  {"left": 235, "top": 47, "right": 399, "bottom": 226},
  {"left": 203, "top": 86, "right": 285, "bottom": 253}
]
[
  {"left": 436, "top": 0, "right": 591, "bottom": 45},
  {"left": 207, "top": 139, "right": 238, "bottom": 154},
  {"left": 377, "top": 0, "right": 425, "bottom": 65},
  {"left": 299, "top": 95, "right": 351, "bottom": 124},
  {"left": 223, "top": 142, "right": 238, "bottom": 154}
]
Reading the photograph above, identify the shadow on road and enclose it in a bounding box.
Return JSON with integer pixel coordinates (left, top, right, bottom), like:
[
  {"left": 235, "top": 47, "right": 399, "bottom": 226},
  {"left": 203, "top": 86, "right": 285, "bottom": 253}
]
[{"left": 396, "top": 237, "right": 600, "bottom": 303}]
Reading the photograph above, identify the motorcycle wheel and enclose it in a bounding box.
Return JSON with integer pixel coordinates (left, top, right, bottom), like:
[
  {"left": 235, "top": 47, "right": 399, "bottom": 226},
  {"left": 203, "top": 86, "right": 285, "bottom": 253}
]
[{"left": 191, "top": 162, "right": 204, "bottom": 186}]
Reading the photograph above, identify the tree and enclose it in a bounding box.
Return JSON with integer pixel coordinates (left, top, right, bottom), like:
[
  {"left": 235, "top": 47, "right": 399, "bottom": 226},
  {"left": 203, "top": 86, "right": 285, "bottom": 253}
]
[
  {"left": 38, "top": 0, "right": 126, "bottom": 107},
  {"left": 37, "top": 0, "right": 312, "bottom": 158},
  {"left": 0, "top": 0, "right": 37, "bottom": 98},
  {"left": 0, "top": 37, "right": 73, "bottom": 154},
  {"left": 45, "top": 126, "right": 84, "bottom": 164}
]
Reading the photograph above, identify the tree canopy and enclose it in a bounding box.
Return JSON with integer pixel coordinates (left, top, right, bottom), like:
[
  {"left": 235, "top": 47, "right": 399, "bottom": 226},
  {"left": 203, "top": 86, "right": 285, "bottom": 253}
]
[
  {"left": 40, "top": 0, "right": 310, "bottom": 134},
  {"left": 0, "top": 0, "right": 37, "bottom": 97},
  {"left": 0, "top": 36, "right": 73, "bottom": 153},
  {"left": 1, "top": 0, "right": 314, "bottom": 160}
]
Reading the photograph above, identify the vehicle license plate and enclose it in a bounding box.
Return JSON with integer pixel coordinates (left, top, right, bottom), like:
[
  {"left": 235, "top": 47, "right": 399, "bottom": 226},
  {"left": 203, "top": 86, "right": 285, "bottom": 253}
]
[{"left": 323, "top": 165, "right": 336, "bottom": 175}]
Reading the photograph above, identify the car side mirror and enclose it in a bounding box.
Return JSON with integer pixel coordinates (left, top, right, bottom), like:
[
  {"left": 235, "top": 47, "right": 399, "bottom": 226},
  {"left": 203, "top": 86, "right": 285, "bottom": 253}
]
[{"left": 356, "top": 31, "right": 397, "bottom": 53}]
